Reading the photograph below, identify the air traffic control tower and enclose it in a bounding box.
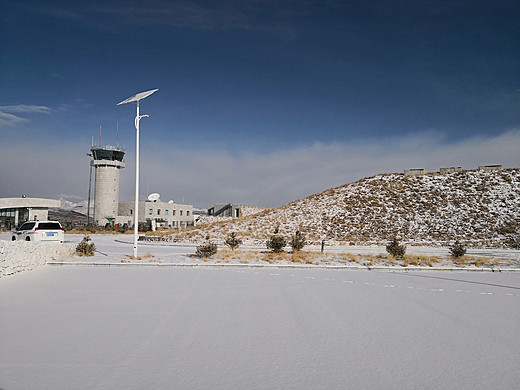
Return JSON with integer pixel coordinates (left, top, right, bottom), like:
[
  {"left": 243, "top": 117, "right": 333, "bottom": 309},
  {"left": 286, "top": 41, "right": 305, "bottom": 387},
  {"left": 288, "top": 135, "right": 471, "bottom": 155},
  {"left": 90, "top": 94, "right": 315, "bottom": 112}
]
[{"left": 90, "top": 146, "right": 125, "bottom": 226}]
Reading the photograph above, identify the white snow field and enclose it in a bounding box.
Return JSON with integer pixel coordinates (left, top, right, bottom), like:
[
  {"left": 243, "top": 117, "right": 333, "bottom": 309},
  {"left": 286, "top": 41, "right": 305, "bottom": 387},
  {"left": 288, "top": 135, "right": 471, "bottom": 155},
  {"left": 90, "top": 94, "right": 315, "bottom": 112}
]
[
  {"left": 1, "top": 265, "right": 519, "bottom": 389},
  {"left": 2, "top": 233, "right": 517, "bottom": 267}
]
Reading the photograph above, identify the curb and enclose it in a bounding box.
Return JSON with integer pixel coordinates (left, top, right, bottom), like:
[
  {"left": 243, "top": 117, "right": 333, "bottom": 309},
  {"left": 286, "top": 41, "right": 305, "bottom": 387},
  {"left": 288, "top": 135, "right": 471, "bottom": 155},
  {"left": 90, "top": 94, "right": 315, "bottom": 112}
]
[{"left": 46, "top": 262, "right": 520, "bottom": 272}]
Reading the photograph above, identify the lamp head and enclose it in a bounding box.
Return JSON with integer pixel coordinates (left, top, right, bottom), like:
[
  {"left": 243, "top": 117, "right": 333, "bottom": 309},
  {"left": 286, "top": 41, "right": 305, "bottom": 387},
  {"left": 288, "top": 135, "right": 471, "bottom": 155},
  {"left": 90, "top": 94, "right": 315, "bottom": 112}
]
[{"left": 117, "top": 89, "right": 158, "bottom": 106}]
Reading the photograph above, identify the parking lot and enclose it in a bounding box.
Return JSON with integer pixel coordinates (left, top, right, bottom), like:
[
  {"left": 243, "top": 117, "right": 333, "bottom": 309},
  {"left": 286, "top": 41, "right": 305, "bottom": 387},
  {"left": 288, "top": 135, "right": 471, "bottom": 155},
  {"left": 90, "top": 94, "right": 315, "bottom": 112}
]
[{"left": 1, "top": 265, "right": 519, "bottom": 389}]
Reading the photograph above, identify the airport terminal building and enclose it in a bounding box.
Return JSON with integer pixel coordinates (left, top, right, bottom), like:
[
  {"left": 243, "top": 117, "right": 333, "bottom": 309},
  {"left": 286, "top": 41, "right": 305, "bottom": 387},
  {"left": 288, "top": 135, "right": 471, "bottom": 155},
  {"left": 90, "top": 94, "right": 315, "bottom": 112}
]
[{"left": 0, "top": 197, "right": 61, "bottom": 229}]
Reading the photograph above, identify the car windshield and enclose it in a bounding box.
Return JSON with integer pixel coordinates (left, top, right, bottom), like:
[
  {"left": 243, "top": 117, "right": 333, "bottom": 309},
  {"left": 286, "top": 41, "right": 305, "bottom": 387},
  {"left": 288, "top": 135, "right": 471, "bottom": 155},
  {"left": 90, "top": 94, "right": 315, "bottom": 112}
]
[
  {"left": 19, "top": 222, "right": 35, "bottom": 230},
  {"left": 38, "top": 222, "right": 62, "bottom": 230}
]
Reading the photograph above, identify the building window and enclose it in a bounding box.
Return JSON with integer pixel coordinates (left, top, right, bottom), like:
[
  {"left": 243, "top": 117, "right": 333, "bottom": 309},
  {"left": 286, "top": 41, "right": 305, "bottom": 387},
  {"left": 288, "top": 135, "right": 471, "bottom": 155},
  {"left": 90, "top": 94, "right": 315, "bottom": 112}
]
[
  {"left": 165, "top": 210, "right": 168, "bottom": 215},
  {"left": 149, "top": 209, "right": 153, "bottom": 215},
  {"left": 130, "top": 209, "right": 133, "bottom": 215},
  {"left": 172, "top": 210, "right": 176, "bottom": 216},
  {"left": 187, "top": 211, "right": 190, "bottom": 216},
  {"left": 157, "top": 209, "right": 161, "bottom": 215},
  {"left": 180, "top": 210, "right": 183, "bottom": 216}
]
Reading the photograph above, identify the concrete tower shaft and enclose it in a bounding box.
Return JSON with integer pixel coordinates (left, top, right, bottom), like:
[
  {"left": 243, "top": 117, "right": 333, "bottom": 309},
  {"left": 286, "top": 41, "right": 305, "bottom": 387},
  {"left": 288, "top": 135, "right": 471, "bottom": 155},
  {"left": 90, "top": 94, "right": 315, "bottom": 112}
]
[{"left": 90, "top": 147, "right": 125, "bottom": 226}]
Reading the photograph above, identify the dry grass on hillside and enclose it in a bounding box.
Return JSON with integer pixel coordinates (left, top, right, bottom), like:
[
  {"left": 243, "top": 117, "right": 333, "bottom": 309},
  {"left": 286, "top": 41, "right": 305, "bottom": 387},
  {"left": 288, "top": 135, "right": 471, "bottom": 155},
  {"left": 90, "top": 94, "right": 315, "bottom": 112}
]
[{"left": 162, "top": 169, "right": 519, "bottom": 247}]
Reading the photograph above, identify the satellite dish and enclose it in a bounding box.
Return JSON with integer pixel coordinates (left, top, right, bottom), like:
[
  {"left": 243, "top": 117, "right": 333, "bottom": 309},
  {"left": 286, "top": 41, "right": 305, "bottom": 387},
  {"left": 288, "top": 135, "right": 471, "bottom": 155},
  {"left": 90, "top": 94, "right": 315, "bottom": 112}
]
[
  {"left": 148, "top": 193, "right": 160, "bottom": 202},
  {"left": 168, "top": 200, "right": 174, "bottom": 204}
]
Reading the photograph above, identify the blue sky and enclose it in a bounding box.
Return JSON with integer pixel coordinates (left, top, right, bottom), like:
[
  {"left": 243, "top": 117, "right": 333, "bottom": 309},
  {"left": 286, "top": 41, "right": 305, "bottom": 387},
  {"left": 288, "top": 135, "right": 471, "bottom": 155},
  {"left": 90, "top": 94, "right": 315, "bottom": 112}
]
[{"left": 1, "top": 0, "right": 519, "bottom": 208}]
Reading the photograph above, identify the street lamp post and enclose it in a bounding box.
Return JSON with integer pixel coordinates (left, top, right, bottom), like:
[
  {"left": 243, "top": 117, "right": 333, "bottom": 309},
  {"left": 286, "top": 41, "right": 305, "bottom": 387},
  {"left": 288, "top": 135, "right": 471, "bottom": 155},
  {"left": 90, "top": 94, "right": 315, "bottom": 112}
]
[{"left": 117, "top": 89, "right": 158, "bottom": 258}]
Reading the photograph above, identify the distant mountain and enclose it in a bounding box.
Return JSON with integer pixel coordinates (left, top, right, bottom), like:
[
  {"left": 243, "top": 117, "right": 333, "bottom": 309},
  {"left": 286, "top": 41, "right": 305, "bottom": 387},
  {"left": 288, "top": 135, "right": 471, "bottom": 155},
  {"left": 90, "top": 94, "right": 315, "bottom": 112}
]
[
  {"left": 59, "top": 197, "right": 90, "bottom": 216},
  {"left": 48, "top": 208, "right": 88, "bottom": 226},
  {"left": 48, "top": 197, "right": 90, "bottom": 226},
  {"left": 172, "top": 168, "right": 520, "bottom": 245}
]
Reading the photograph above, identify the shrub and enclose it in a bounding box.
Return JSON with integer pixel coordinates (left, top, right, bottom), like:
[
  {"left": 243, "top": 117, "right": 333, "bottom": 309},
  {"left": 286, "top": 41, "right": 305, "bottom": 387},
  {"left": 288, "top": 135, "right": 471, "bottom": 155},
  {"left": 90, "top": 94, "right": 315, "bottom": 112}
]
[
  {"left": 76, "top": 235, "right": 96, "bottom": 256},
  {"left": 267, "top": 227, "right": 286, "bottom": 253},
  {"left": 196, "top": 241, "right": 218, "bottom": 258},
  {"left": 449, "top": 241, "right": 466, "bottom": 258},
  {"left": 505, "top": 233, "right": 520, "bottom": 249},
  {"left": 267, "top": 236, "right": 287, "bottom": 253},
  {"left": 386, "top": 237, "right": 406, "bottom": 259},
  {"left": 290, "top": 230, "right": 306, "bottom": 252},
  {"left": 224, "top": 232, "right": 242, "bottom": 251}
]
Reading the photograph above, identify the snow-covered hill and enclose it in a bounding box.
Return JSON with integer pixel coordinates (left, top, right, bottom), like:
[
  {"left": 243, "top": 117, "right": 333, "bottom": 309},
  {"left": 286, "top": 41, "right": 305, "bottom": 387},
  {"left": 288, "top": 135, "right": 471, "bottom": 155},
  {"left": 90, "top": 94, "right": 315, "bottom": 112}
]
[
  {"left": 169, "top": 168, "right": 520, "bottom": 246},
  {"left": 59, "top": 197, "right": 90, "bottom": 216}
]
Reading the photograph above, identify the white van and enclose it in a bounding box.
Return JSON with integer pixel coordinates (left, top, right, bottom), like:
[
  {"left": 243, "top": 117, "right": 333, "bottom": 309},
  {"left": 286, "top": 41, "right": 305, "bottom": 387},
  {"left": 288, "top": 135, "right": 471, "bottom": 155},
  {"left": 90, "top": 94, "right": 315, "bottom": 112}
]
[{"left": 12, "top": 221, "right": 65, "bottom": 243}]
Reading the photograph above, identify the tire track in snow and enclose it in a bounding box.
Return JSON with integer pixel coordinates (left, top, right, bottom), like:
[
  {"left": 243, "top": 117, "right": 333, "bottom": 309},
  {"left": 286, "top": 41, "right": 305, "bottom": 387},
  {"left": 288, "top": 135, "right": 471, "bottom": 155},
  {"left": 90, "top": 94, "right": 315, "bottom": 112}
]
[{"left": 232, "top": 269, "right": 520, "bottom": 298}]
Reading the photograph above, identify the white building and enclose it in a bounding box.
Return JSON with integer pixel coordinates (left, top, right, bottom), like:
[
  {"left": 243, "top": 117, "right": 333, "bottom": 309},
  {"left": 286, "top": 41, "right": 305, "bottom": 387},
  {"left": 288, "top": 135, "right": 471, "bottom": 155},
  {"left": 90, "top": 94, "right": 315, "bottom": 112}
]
[
  {"left": 0, "top": 197, "right": 61, "bottom": 229},
  {"left": 117, "top": 199, "right": 194, "bottom": 229}
]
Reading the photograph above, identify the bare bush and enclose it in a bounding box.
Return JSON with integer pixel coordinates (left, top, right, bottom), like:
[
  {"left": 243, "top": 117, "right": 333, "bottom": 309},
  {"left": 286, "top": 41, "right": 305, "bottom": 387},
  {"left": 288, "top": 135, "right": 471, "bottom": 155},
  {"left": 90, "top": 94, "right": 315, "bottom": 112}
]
[
  {"left": 76, "top": 235, "right": 96, "bottom": 256},
  {"left": 224, "top": 232, "right": 242, "bottom": 251},
  {"left": 196, "top": 242, "right": 218, "bottom": 258},
  {"left": 267, "top": 227, "right": 286, "bottom": 253},
  {"left": 449, "top": 241, "right": 466, "bottom": 258},
  {"left": 290, "top": 230, "right": 306, "bottom": 252},
  {"left": 386, "top": 237, "right": 406, "bottom": 259}
]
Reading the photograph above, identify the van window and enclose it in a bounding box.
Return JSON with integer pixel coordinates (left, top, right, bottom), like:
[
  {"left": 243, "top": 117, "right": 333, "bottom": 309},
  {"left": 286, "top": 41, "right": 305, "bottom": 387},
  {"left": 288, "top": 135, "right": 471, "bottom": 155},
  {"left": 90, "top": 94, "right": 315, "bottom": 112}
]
[{"left": 19, "top": 222, "right": 35, "bottom": 230}]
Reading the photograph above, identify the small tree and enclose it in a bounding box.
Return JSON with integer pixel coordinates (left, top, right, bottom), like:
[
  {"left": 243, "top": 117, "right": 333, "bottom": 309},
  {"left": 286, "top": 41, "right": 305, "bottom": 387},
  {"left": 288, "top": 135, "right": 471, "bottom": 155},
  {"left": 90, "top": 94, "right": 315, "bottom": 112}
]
[
  {"left": 290, "top": 230, "right": 306, "bottom": 252},
  {"left": 386, "top": 237, "right": 406, "bottom": 259},
  {"left": 225, "top": 232, "right": 242, "bottom": 251},
  {"left": 449, "top": 240, "right": 466, "bottom": 258},
  {"left": 196, "top": 241, "right": 218, "bottom": 258},
  {"left": 76, "top": 235, "right": 96, "bottom": 256},
  {"left": 504, "top": 231, "right": 520, "bottom": 249},
  {"left": 267, "top": 227, "right": 286, "bottom": 253}
]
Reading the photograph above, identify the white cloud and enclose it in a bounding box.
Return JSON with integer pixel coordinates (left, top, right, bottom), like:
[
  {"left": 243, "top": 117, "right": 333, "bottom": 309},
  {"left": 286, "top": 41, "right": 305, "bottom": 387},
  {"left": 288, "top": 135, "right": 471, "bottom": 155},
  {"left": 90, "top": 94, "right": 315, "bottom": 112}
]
[
  {"left": 1, "top": 129, "right": 519, "bottom": 208},
  {"left": 0, "top": 111, "right": 29, "bottom": 127},
  {"left": 0, "top": 105, "right": 52, "bottom": 114},
  {"left": 0, "top": 105, "right": 52, "bottom": 128},
  {"left": 126, "top": 129, "right": 520, "bottom": 207}
]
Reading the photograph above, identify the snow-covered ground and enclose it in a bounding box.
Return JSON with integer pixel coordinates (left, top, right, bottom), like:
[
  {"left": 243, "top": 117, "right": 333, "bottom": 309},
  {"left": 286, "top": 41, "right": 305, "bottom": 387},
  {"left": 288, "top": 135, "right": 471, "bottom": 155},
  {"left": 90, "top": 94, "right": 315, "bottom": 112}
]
[
  {"left": 2, "top": 233, "right": 518, "bottom": 267},
  {"left": 1, "top": 265, "right": 519, "bottom": 389}
]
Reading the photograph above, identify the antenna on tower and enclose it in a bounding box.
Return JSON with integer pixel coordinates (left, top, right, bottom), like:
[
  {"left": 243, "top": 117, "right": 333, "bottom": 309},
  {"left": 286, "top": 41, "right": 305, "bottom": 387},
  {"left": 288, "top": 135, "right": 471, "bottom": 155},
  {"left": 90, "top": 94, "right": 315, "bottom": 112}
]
[
  {"left": 116, "top": 122, "right": 119, "bottom": 148},
  {"left": 99, "top": 125, "right": 102, "bottom": 148}
]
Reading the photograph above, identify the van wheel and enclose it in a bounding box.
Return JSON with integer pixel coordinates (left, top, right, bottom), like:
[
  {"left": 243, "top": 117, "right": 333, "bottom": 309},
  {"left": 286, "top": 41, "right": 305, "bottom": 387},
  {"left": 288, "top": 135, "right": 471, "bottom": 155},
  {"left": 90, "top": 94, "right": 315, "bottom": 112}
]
[
  {"left": 12, "top": 236, "right": 16, "bottom": 241},
  {"left": 26, "top": 237, "right": 31, "bottom": 241}
]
